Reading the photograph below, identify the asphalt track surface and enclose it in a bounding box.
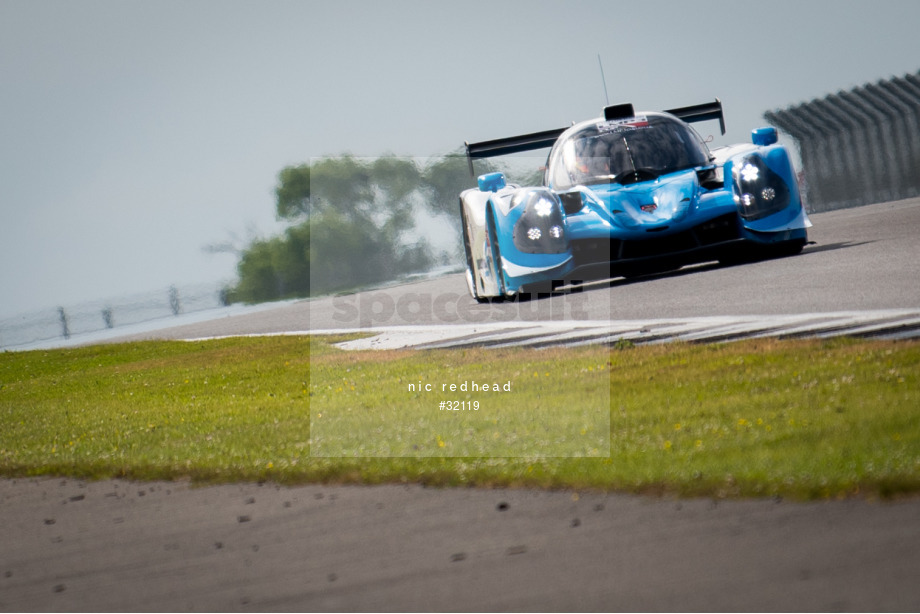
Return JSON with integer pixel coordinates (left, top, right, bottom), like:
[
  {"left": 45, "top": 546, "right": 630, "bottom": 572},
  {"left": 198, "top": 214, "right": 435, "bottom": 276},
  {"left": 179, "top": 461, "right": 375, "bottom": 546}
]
[
  {"left": 2, "top": 479, "right": 919, "bottom": 612},
  {"left": 3, "top": 200, "right": 920, "bottom": 611}
]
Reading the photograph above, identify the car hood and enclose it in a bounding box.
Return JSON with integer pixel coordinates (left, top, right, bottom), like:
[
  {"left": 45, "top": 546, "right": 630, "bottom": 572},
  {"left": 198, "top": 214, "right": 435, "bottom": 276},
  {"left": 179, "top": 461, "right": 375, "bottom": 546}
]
[{"left": 586, "top": 170, "right": 700, "bottom": 231}]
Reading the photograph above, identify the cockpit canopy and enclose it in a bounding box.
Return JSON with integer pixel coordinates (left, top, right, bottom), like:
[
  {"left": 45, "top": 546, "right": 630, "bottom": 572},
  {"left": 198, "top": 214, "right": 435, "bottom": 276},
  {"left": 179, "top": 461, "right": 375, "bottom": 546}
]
[{"left": 548, "top": 112, "right": 712, "bottom": 190}]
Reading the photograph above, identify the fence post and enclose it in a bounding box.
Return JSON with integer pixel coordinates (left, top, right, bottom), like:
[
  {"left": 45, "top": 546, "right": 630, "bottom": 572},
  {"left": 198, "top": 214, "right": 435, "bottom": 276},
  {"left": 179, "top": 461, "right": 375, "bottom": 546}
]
[
  {"left": 169, "top": 286, "right": 181, "bottom": 316},
  {"left": 58, "top": 307, "right": 70, "bottom": 339},
  {"left": 102, "top": 307, "right": 114, "bottom": 329}
]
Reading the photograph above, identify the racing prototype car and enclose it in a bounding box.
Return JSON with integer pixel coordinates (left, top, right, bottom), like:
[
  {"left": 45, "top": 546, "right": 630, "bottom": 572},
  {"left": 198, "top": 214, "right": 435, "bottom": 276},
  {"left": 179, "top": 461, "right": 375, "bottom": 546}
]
[{"left": 460, "top": 100, "right": 811, "bottom": 300}]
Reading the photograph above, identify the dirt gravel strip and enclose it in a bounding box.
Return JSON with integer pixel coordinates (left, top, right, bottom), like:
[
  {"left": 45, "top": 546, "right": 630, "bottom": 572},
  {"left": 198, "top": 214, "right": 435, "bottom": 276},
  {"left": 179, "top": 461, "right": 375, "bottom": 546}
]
[{"left": 1, "top": 478, "right": 918, "bottom": 612}]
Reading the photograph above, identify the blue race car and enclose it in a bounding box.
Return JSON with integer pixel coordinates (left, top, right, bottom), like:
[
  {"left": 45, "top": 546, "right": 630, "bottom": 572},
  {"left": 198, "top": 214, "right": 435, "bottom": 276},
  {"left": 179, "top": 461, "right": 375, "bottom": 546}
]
[{"left": 460, "top": 100, "right": 811, "bottom": 300}]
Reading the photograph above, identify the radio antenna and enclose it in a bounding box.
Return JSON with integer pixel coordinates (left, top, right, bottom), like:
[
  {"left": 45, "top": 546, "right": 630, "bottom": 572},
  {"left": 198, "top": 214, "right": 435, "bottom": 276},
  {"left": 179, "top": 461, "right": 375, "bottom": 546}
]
[{"left": 597, "top": 54, "right": 610, "bottom": 106}]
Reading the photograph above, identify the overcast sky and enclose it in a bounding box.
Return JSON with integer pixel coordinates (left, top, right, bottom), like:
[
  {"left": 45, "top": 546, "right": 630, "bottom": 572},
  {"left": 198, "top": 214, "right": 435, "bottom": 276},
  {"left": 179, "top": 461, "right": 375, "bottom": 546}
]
[{"left": 2, "top": 0, "right": 919, "bottom": 317}]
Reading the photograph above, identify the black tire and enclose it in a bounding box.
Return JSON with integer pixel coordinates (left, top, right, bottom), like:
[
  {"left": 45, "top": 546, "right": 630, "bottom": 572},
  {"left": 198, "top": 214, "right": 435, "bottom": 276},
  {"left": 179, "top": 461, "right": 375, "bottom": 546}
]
[
  {"left": 483, "top": 212, "right": 507, "bottom": 302},
  {"left": 719, "top": 245, "right": 759, "bottom": 266},
  {"left": 772, "top": 238, "right": 806, "bottom": 258},
  {"left": 460, "top": 202, "right": 488, "bottom": 303},
  {"left": 518, "top": 278, "right": 566, "bottom": 297},
  {"left": 720, "top": 238, "right": 806, "bottom": 266}
]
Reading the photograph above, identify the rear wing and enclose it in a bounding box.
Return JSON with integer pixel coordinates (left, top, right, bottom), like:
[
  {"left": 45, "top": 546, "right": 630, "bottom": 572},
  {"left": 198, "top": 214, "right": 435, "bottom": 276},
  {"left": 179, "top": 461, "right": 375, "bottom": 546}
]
[
  {"left": 464, "top": 127, "right": 567, "bottom": 176},
  {"left": 465, "top": 98, "right": 725, "bottom": 176},
  {"left": 664, "top": 98, "right": 725, "bottom": 136}
]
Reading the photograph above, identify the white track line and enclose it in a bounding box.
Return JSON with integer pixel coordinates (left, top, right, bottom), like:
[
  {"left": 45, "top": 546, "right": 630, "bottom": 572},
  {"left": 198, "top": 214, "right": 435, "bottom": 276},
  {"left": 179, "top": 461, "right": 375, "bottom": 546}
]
[{"left": 324, "top": 310, "right": 920, "bottom": 350}]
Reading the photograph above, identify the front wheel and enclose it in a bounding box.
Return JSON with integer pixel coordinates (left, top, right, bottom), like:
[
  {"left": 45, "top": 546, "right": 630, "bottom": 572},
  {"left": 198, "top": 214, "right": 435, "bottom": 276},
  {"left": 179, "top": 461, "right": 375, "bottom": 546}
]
[
  {"left": 481, "top": 213, "right": 507, "bottom": 301},
  {"left": 771, "top": 238, "right": 806, "bottom": 258},
  {"left": 720, "top": 237, "right": 806, "bottom": 266},
  {"left": 460, "top": 204, "right": 483, "bottom": 301}
]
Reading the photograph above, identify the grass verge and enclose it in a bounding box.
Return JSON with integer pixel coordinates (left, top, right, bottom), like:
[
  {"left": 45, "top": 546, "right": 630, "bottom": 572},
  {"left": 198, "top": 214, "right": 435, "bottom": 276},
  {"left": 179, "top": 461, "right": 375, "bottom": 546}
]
[{"left": 1, "top": 335, "right": 918, "bottom": 499}]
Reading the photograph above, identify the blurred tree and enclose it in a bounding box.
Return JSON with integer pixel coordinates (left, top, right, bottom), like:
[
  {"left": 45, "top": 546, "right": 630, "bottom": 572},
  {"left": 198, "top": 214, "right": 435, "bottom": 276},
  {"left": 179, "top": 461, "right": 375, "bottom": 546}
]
[
  {"left": 274, "top": 164, "right": 311, "bottom": 220},
  {"left": 226, "top": 236, "right": 286, "bottom": 303},
  {"left": 420, "top": 152, "right": 475, "bottom": 229},
  {"left": 276, "top": 222, "right": 311, "bottom": 296},
  {"left": 230, "top": 155, "right": 452, "bottom": 303}
]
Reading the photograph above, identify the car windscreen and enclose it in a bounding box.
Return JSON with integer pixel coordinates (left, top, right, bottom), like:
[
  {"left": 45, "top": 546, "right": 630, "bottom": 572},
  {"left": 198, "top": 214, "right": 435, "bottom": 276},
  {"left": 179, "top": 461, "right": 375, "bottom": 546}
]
[{"left": 550, "top": 115, "right": 711, "bottom": 189}]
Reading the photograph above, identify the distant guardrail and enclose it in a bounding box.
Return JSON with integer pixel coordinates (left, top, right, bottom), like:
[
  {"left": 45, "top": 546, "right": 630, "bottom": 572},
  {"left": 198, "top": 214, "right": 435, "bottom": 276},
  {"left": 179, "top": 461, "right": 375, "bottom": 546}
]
[
  {"left": 765, "top": 70, "right": 920, "bottom": 213},
  {"left": 0, "top": 282, "right": 228, "bottom": 350}
]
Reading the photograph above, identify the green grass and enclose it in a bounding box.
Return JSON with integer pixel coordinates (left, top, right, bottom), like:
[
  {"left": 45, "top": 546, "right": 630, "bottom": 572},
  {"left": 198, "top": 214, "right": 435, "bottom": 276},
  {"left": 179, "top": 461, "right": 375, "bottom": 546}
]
[
  {"left": 310, "top": 339, "right": 610, "bottom": 459},
  {"left": 1, "top": 335, "right": 918, "bottom": 499}
]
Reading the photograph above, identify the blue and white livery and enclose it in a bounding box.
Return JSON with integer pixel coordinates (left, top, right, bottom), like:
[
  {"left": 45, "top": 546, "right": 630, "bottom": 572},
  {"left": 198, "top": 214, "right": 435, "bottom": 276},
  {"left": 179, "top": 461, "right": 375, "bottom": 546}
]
[{"left": 460, "top": 100, "right": 811, "bottom": 300}]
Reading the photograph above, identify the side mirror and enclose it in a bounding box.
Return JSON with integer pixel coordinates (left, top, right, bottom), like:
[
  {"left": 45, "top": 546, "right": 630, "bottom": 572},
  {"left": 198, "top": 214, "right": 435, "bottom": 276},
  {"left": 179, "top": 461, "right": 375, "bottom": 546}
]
[
  {"left": 752, "top": 127, "right": 778, "bottom": 146},
  {"left": 478, "top": 172, "right": 506, "bottom": 192}
]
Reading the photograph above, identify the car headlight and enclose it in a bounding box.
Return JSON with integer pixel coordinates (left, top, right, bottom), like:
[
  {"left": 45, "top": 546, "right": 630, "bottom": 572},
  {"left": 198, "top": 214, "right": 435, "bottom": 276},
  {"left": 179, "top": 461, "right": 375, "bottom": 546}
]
[
  {"left": 512, "top": 190, "right": 567, "bottom": 254},
  {"left": 731, "top": 155, "right": 790, "bottom": 221}
]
